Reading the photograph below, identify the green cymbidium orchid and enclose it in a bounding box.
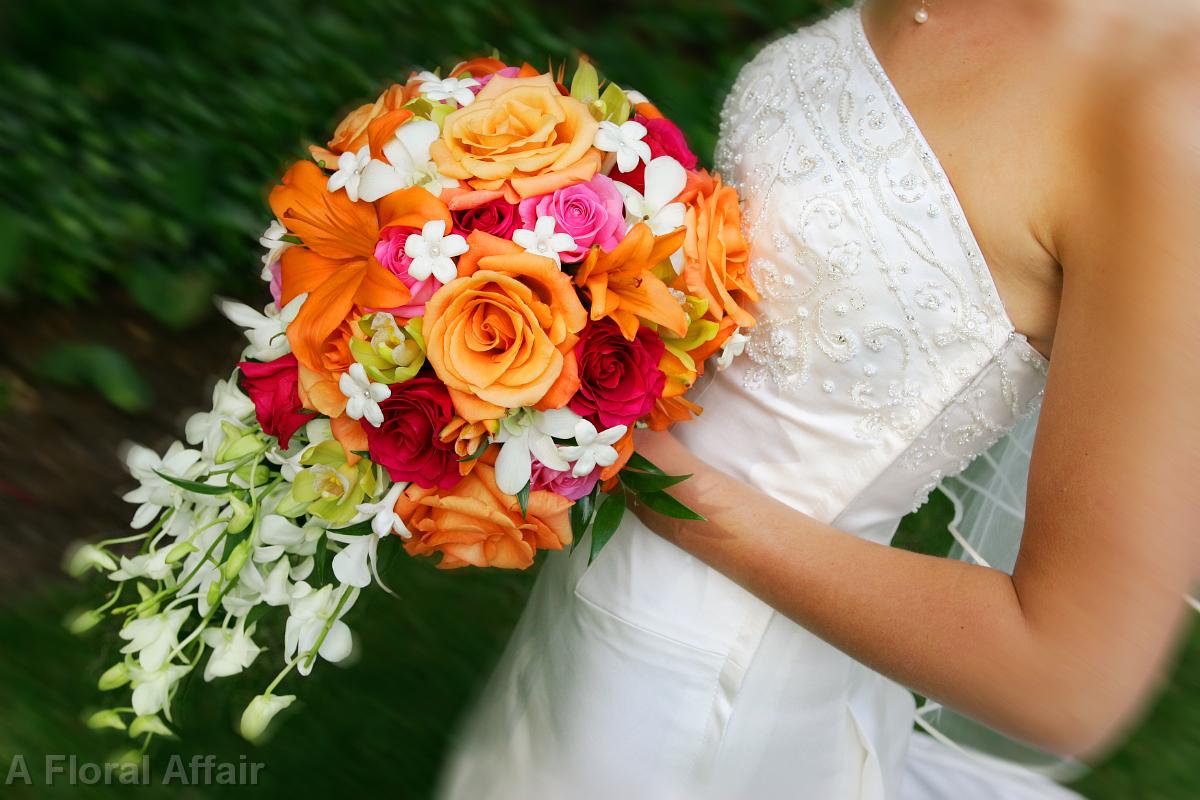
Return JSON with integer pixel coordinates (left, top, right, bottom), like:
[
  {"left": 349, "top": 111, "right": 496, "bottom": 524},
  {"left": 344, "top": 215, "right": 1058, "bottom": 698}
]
[
  {"left": 659, "top": 295, "right": 720, "bottom": 373},
  {"left": 350, "top": 312, "right": 426, "bottom": 385},
  {"left": 285, "top": 441, "right": 377, "bottom": 525}
]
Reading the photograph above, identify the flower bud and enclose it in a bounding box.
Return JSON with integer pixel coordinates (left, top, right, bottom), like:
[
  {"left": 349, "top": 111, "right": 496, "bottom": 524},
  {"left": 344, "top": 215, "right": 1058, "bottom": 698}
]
[
  {"left": 64, "top": 543, "right": 118, "bottom": 577},
  {"left": 98, "top": 662, "right": 131, "bottom": 691},
  {"left": 216, "top": 423, "right": 261, "bottom": 464},
  {"left": 206, "top": 580, "right": 223, "bottom": 609},
  {"left": 235, "top": 462, "right": 271, "bottom": 487},
  {"left": 66, "top": 609, "right": 104, "bottom": 635},
  {"left": 85, "top": 710, "right": 127, "bottom": 731},
  {"left": 225, "top": 495, "right": 253, "bottom": 534},
  {"left": 164, "top": 540, "right": 198, "bottom": 565},
  {"left": 222, "top": 539, "right": 253, "bottom": 582},
  {"left": 239, "top": 694, "right": 297, "bottom": 744},
  {"left": 129, "top": 714, "right": 174, "bottom": 738}
]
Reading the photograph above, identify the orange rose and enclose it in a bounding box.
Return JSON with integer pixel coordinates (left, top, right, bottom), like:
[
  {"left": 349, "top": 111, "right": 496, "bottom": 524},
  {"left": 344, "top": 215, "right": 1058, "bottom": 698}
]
[
  {"left": 314, "top": 79, "right": 422, "bottom": 161},
  {"left": 396, "top": 461, "right": 572, "bottom": 569},
  {"left": 423, "top": 234, "right": 587, "bottom": 419},
  {"left": 680, "top": 170, "right": 758, "bottom": 328},
  {"left": 430, "top": 74, "right": 602, "bottom": 207}
]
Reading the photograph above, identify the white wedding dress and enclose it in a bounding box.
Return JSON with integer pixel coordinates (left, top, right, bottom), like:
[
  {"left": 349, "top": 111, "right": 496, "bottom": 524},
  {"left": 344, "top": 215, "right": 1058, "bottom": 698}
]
[{"left": 437, "top": 6, "right": 1084, "bottom": 799}]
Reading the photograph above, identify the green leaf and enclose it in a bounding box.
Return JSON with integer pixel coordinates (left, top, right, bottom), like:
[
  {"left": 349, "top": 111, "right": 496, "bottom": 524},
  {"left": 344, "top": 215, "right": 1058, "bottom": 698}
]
[
  {"left": 516, "top": 481, "right": 531, "bottom": 519},
  {"left": 590, "top": 489, "right": 626, "bottom": 564},
  {"left": 458, "top": 440, "right": 490, "bottom": 464},
  {"left": 328, "top": 520, "right": 374, "bottom": 536},
  {"left": 619, "top": 470, "right": 691, "bottom": 493},
  {"left": 313, "top": 533, "right": 329, "bottom": 587},
  {"left": 153, "top": 470, "right": 232, "bottom": 496},
  {"left": 569, "top": 486, "right": 597, "bottom": 548},
  {"left": 221, "top": 529, "right": 249, "bottom": 562},
  {"left": 351, "top": 450, "right": 371, "bottom": 459},
  {"left": 636, "top": 490, "right": 705, "bottom": 521},
  {"left": 37, "top": 342, "right": 153, "bottom": 413},
  {"left": 624, "top": 452, "right": 666, "bottom": 475}
]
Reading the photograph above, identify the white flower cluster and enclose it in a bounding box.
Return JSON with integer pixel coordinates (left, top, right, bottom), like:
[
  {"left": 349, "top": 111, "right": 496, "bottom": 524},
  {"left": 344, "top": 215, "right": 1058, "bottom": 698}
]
[{"left": 66, "top": 352, "right": 414, "bottom": 746}]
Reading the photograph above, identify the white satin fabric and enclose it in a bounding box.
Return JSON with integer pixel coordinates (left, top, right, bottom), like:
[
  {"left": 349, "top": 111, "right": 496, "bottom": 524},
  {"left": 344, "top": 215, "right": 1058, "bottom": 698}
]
[{"left": 437, "top": 5, "right": 1081, "bottom": 798}]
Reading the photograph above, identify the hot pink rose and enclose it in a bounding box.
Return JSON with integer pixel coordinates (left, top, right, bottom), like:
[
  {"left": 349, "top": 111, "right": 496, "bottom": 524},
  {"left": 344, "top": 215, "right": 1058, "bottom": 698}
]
[
  {"left": 518, "top": 174, "right": 625, "bottom": 263},
  {"left": 569, "top": 318, "right": 666, "bottom": 429},
  {"left": 530, "top": 458, "right": 600, "bottom": 501},
  {"left": 613, "top": 114, "right": 698, "bottom": 195},
  {"left": 374, "top": 225, "right": 441, "bottom": 317},
  {"left": 238, "top": 354, "right": 315, "bottom": 449},
  {"left": 365, "top": 376, "right": 461, "bottom": 489},
  {"left": 470, "top": 66, "right": 521, "bottom": 94},
  {"left": 452, "top": 198, "right": 520, "bottom": 239}
]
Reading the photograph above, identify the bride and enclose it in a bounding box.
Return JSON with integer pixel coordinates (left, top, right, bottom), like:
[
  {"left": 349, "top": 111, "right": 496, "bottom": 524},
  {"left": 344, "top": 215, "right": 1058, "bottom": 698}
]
[{"left": 437, "top": 1, "right": 1200, "bottom": 797}]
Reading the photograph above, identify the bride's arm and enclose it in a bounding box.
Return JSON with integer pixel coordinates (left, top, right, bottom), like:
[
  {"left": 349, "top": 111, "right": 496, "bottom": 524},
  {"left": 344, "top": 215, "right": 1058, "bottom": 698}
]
[{"left": 630, "top": 58, "right": 1200, "bottom": 759}]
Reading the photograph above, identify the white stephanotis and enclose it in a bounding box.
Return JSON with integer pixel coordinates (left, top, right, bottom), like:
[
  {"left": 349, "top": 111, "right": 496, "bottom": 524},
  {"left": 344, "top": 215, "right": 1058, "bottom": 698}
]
[
  {"left": 717, "top": 329, "right": 750, "bottom": 370},
  {"left": 326, "top": 144, "right": 372, "bottom": 202},
  {"left": 259, "top": 219, "right": 292, "bottom": 280},
  {"left": 512, "top": 216, "right": 577, "bottom": 266},
  {"left": 405, "top": 219, "right": 468, "bottom": 283},
  {"left": 185, "top": 376, "right": 256, "bottom": 461},
  {"left": 358, "top": 119, "right": 456, "bottom": 201},
  {"left": 218, "top": 293, "right": 306, "bottom": 362},
  {"left": 119, "top": 608, "right": 190, "bottom": 672},
  {"left": 122, "top": 442, "right": 205, "bottom": 529},
  {"left": 355, "top": 483, "right": 410, "bottom": 539},
  {"left": 201, "top": 620, "right": 262, "bottom": 682},
  {"left": 338, "top": 363, "right": 390, "bottom": 427},
  {"left": 415, "top": 71, "right": 479, "bottom": 106},
  {"left": 617, "top": 155, "right": 687, "bottom": 236},
  {"left": 493, "top": 407, "right": 580, "bottom": 496},
  {"left": 129, "top": 662, "right": 192, "bottom": 717},
  {"left": 109, "top": 548, "right": 173, "bottom": 583},
  {"left": 284, "top": 582, "right": 359, "bottom": 676},
  {"left": 557, "top": 419, "right": 628, "bottom": 477},
  {"left": 595, "top": 119, "right": 652, "bottom": 174}
]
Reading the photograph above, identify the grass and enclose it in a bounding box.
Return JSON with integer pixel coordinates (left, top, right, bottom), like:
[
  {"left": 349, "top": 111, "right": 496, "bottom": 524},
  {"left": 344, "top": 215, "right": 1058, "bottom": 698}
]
[{"left": 0, "top": 493, "right": 1195, "bottom": 798}]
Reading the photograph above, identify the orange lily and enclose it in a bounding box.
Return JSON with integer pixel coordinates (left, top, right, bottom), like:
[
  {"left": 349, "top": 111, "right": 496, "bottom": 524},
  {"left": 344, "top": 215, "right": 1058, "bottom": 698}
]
[{"left": 574, "top": 223, "right": 689, "bottom": 340}]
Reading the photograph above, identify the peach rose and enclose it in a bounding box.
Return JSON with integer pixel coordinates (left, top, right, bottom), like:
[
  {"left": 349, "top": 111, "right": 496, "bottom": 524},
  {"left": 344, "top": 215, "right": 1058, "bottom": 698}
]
[
  {"left": 430, "top": 74, "right": 602, "bottom": 207},
  {"left": 396, "top": 461, "right": 572, "bottom": 569},
  {"left": 423, "top": 236, "right": 587, "bottom": 419},
  {"left": 680, "top": 170, "right": 759, "bottom": 328}
]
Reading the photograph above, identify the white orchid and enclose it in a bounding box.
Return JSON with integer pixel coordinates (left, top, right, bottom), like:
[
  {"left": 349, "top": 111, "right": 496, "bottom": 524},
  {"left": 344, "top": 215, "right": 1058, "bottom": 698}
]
[
  {"left": 119, "top": 608, "right": 190, "bottom": 672},
  {"left": 259, "top": 219, "right": 292, "bottom": 279},
  {"left": 415, "top": 71, "right": 479, "bottom": 106},
  {"left": 65, "top": 543, "right": 117, "bottom": 577},
  {"left": 493, "top": 407, "right": 580, "bottom": 496},
  {"left": 239, "top": 693, "right": 296, "bottom": 744},
  {"left": 595, "top": 119, "right": 652, "bottom": 174},
  {"left": 218, "top": 293, "right": 306, "bottom": 362},
  {"left": 326, "top": 144, "right": 372, "bottom": 202},
  {"left": 557, "top": 420, "right": 627, "bottom": 477},
  {"left": 185, "top": 376, "right": 256, "bottom": 461},
  {"left": 338, "top": 363, "right": 390, "bottom": 427},
  {"left": 284, "top": 582, "right": 358, "bottom": 676},
  {"left": 358, "top": 119, "right": 455, "bottom": 201},
  {"left": 717, "top": 329, "right": 750, "bottom": 370},
  {"left": 201, "top": 620, "right": 262, "bottom": 681},
  {"left": 129, "top": 662, "right": 192, "bottom": 717},
  {"left": 330, "top": 532, "right": 384, "bottom": 590},
  {"left": 255, "top": 514, "right": 325, "bottom": 560},
  {"left": 405, "top": 219, "right": 467, "bottom": 283},
  {"left": 512, "top": 216, "right": 576, "bottom": 266},
  {"left": 354, "top": 483, "right": 410, "bottom": 539},
  {"left": 618, "top": 155, "right": 687, "bottom": 236},
  {"left": 122, "top": 442, "right": 205, "bottom": 528},
  {"left": 109, "top": 548, "right": 174, "bottom": 583}
]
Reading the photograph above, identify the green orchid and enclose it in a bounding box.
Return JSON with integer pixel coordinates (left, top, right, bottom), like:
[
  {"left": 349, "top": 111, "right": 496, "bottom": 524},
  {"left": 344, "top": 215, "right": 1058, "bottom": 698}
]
[
  {"left": 402, "top": 96, "right": 455, "bottom": 128},
  {"left": 349, "top": 313, "right": 427, "bottom": 384},
  {"left": 285, "top": 441, "right": 377, "bottom": 525},
  {"left": 570, "top": 59, "right": 630, "bottom": 124},
  {"left": 660, "top": 295, "right": 721, "bottom": 373}
]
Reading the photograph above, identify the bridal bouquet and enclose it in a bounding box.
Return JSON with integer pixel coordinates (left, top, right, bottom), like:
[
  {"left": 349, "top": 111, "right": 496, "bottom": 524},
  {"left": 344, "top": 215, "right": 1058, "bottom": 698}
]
[{"left": 67, "top": 56, "right": 757, "bottom": 745}]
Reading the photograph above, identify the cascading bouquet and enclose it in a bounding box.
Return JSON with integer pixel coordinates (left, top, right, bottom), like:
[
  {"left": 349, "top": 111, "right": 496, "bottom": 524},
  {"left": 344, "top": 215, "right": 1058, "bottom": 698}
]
[{"left": 66, "top": 55, "right": 757, "bottom": 747}]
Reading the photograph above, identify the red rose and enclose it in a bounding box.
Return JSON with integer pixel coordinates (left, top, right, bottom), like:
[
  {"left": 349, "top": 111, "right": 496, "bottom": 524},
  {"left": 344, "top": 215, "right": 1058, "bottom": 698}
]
[
  {"left": 613, "top": 114, "right": 698, "bottom": 195},
  {"left": 569, "top": 318, "right": 666, "bottom": 429},
  {"left": 239, "top": 354, "right": 315, "bottom": 449},
  {"left": 451, "top": 198, "right": 520, "bottom": 239},
  {"left": 365, "top": 376, "right": 461, "bottom": 489}
]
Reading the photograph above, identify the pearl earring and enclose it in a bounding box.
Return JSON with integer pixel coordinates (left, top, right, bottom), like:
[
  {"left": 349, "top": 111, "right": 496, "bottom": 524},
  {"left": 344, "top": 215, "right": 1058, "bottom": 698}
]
[{"left": 914, "top": 1, "right": 930, "bottom": 24}]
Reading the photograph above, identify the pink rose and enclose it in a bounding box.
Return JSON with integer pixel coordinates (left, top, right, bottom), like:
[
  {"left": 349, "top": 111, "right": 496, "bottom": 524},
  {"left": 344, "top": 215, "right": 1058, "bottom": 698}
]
[
  {"left": 530, "top": 458, "right": 600, "bottom": 501},
  {"left": 613, "top": 114, "right": 698, "bottom": 195},
  {"left": 518, "top": 174, "right": 625, "bottom": 263},
  {"left": 365, "top": 376, "right": 462, "bottom": 489},
  {"left": 471, "top": 66, "right": 521, "bottom": 94},
  {"left": 452, "top": 198, "right": 520, "bottom": 239},
  {"left": 374, "top": 225, "right": 441, "bottom": 317},
  {"left": 238, "top": 354, "right": 315, "bottom": 449},
  {"left": 570, "top": 318, "right": 666, "bottom": 429}
]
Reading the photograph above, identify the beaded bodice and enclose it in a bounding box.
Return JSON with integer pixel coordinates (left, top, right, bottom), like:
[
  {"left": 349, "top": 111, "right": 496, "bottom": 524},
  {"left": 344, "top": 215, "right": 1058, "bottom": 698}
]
[{"left": 675, "top": 4, "right": 1048, "bottom": 537}]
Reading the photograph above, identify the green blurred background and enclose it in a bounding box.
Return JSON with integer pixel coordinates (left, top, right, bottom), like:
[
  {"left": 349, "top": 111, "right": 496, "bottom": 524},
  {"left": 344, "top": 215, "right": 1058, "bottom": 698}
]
[{"left": 0, "top": 0, "right": 1195, "bottom": 797}]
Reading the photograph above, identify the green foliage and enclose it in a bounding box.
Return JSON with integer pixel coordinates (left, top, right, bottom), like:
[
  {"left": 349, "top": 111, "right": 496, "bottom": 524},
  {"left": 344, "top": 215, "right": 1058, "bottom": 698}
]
[
  {"left": 0, "top": 0, "right": 844, "bottom": 321},
  {"left": 35, "top": 342, "right": 153, "bottom": 413}
]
